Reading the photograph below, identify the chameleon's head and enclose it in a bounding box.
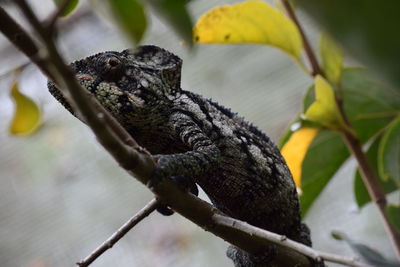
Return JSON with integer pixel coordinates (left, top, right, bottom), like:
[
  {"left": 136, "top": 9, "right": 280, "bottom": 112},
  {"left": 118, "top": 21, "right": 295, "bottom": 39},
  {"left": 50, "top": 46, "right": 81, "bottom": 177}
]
[{"left": 48, "top": 45, "right": 182, "bottom": 125}]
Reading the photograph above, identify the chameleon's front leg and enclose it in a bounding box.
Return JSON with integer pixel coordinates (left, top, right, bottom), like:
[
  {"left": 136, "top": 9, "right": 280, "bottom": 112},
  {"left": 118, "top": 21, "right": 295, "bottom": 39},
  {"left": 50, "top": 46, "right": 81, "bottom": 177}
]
[{"left": 149, "top": 112, "right": 221, "bottom": 215}]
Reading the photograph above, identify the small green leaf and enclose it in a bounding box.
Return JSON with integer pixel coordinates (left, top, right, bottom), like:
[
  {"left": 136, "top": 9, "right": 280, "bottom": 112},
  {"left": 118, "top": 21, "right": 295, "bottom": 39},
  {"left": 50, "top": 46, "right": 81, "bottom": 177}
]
[
  {"left": 300, "top": 130, "right": 349, "bottom": 215},
  {"left": 54, "top": 0, "right": 79, "bottom": 16},
  {"left": 354, "top": 136, "right": 398, "bottom": 208},
  {"left": 378, "top": 116, "right": 400, "bottom": 186},
  {"left": 9, "top": 81, "right": 41, "bottom": 136},
  {"left": 107, "top": 0, "right": 147, "bottom": 44},
  {"left": 148, "top": 0, "right": 193, "bottom": 46},
  {"left": 304, "top": 75, "right": 346, "bottom": 130},
  {"left": 319, "top": 33, "right": 343, "bottom": 84},
  {"left": 386, "top": 204, "right": 400, "bottom": 234},
  {"left": 330, "top": 230, "right": 345, "bottom": 240}
]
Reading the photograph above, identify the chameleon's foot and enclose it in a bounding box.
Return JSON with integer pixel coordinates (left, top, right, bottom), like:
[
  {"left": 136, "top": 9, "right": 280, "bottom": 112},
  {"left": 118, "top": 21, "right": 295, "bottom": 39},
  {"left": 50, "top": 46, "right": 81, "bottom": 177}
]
[
  {"left": 156, "top": 203, "right": 174, "bottom": 216},
  {"left": 152, "top": 175, "right": 199, "bottom": 216}
]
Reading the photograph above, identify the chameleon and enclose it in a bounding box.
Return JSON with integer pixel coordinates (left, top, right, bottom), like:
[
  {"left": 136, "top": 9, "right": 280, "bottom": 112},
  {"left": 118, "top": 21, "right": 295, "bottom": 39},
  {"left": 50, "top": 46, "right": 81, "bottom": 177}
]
[{"left": 48, "top": 45, "right": 315, "bottom": 266}]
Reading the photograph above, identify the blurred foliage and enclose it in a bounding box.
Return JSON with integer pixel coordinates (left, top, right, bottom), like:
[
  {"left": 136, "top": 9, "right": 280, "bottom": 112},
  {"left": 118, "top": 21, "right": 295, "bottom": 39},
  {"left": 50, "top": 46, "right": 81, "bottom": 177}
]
[
  {"left": 387, "top": 204, "right": 400, "bottom": 234},
  {"left": 107, "top": 0, "right": 147, "bottom": 44},
  {"left": 9, "top": 80, "right": 41, "bottom": 136},
  {"left": 354, "top": 136, "right": 398, "bottom": 208},
  {"left": 300, "top": 130, "right": 349, "bottom": 214},
  {"left": 379, "top": 116, "right": 400, "bottom": 186},
  {"left": 304, "top": 75, "right": 346, "bottom": 130},
  {"left": 53, "top": 0, "right": 79, "bottom": 16},
  {"left": 297, "top": 0, "right": 400, "bottom": 92},
  {"left": 193, "top": 0, "right": 303, "bottom": 63},
  {"left": 148, "top": 0, "right": 193, "bottom": 46},
  {"left": 331, "top": 231, "right": 400, "bottom": 266},
  {"left": 318, "top": 33, "right": 343, "bottom": 85}
]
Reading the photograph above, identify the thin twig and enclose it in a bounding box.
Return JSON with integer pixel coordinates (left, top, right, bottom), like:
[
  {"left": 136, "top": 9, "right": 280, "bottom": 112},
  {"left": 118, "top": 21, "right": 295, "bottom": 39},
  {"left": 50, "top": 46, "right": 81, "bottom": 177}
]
[
  {"left": 0, "top": 6, "right": 53, "bottom": 80},
  {"left": 342, "top": 131, "right": 400, "bottom": 259},
  {"left": 280, "top": 0, "right": 322, "bottom": 76},
  {"left": 77, "top": 199, "right": 160, "bottom": 267},
  {"left": 214, "top": 214, "right": 372, "bottom": 267}
]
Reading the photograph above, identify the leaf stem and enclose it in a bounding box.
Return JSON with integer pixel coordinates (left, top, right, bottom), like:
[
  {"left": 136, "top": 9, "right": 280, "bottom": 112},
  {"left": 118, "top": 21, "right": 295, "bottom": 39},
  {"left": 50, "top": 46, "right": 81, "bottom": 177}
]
[{"left": 280, "top": 0, "right": 322, "bottom": 76}]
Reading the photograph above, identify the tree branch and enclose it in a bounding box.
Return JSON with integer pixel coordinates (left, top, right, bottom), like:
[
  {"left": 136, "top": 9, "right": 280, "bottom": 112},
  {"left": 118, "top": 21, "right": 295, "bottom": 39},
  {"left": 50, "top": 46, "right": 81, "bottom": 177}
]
[
  {"left": 77, "top": 199, "right": 160, "bottom": 267},
  {"left": 0, "top": 5, "right": 53, "bottom": 80},
  {"left": 0, "top": 2, "right": 373, "bottom": 266},
  {"left": 214, "top": 214, "right": 372, "bottom": 267}
]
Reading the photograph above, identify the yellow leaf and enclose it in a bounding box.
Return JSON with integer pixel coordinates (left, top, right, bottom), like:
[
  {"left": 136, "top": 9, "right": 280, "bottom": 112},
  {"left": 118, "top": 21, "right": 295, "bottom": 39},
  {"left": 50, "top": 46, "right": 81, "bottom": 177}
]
[
  {"left": 194, "top": 0, "right": 303, "bottom": 60},
  {"left": 305, "top": 75, "right": 346, "bottom": 130},
  {"left": 9, "top": 81, "right": 41, "bottom": 136},
  {"left": 319, "top": 33, "right": 343, "bottom": 84},
  {"left": 281, "top": 127, "right": 319, "bottom": 188}
]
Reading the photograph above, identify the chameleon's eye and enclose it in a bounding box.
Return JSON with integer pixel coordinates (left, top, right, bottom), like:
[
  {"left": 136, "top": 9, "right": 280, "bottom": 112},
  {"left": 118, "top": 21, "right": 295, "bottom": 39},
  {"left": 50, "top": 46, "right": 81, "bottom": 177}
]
[
  {"left": 106, "top": 57, "right": 122, "bottom": 72},
  {"left": 96, "top": 54, "right": 124, "bottom": 81}
]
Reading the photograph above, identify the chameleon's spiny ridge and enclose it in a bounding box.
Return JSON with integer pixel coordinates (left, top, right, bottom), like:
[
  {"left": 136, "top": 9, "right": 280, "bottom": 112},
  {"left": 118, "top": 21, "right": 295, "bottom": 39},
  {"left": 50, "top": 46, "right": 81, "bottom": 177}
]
[{"left": 48, "top": 45, "right": 313, "bottom": 266}]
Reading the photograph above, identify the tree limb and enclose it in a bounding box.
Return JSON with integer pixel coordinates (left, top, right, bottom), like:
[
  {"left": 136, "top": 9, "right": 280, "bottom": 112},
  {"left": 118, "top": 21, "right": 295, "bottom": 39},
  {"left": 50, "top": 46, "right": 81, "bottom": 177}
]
[{"left": 214, "top": 214, "right": 372, "bottom": 267}]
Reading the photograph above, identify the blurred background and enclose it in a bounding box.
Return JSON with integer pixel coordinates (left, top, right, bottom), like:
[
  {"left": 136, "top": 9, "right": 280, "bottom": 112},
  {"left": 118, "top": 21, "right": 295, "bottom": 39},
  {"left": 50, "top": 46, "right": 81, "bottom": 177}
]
[{"left": 0, "top": 0, "right": 397, "bottom": 266}]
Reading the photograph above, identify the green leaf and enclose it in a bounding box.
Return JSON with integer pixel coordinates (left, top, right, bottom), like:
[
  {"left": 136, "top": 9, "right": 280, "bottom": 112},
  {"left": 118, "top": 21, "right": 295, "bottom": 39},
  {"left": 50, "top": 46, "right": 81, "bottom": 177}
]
[
  {"left": 107, "top": 0, "right": 147, "bottom": 44},
  {"left": 354, "top": 136, "right": 398, "bottom": 208},
  {"left": 300, "top": 130, "right": 349, "bottom": 215},
  {"left": 386, "top": 204, "right": 400, "bottom": 234},
  {"left": 304, "top": 75, "right": 346, "bottom": 130},
  {"left": 148, "top": 0, "right": 193, "bottom": 46},
  {"left": 193, "top": 0, "right": 303, "bottom": 61},
  {"left": 341, "top": 68, "right": 400, "bottom": 143},
  {"left": 302, "top": 84, "right": 315, "bottom": 112},
  {"left": 378, "top": 116, "right": 400, "bottom": 186},
  {"left": 9, "top": 81, "right": 41, "bottom": 136},
  {"left": 297, "top": 0, "right": 400, "bottom": 91},
  {"left": 319, "top": 33, "right": 343, "bottom": 85},
  {"left": 54, "top": 0, "right": 79, "bottom": 16},
  {"left": 299, "top": 68, "right": 400, "bottom": 213}
]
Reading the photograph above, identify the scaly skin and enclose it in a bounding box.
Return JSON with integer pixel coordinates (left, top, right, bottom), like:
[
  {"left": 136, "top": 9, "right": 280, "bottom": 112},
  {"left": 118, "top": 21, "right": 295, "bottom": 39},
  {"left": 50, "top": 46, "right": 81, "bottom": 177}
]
[{"left": 48, "top": 45, "right": 315, "bottom": 266}]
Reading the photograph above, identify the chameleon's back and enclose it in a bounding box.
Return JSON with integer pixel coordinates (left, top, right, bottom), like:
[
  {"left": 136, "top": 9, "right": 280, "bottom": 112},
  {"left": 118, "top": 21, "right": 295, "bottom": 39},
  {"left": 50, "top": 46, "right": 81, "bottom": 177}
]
[
  {"left": 171, "top": 89, "right": 309, "bottom": 245},
  {"left": 48, "top": 45, "right": 313, "bottom": 266}
]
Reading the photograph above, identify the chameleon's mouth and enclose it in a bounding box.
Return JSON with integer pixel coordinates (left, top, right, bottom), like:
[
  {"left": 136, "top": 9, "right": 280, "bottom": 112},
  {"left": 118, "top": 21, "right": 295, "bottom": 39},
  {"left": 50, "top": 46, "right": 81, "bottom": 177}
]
[{"left": 76, "top": 74, "right": 94, "bottom": 82}]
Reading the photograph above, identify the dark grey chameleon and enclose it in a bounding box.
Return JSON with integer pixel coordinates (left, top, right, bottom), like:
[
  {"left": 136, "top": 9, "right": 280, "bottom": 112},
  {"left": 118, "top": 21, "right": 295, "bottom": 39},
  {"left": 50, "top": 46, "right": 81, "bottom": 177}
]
[{"left": 48, "top": 45, "right": 314, "bottom": 266}]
